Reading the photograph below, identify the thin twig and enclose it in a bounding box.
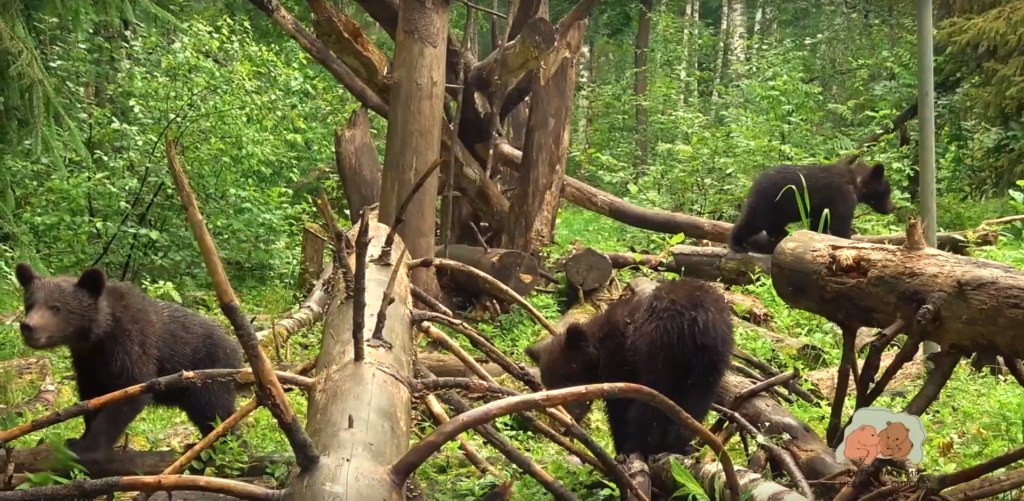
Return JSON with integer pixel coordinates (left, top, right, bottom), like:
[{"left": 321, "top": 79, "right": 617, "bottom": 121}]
[
  {"left": 732, "top": 348, "right": 816, "bottom": 403},
  {"left": 406, "top": 257, "right": 559, "bottom": 336},
  {"left": 443, "top": 6, "right": 475, "bottom": 259},
  {"left": 423, "top": 394, "right": 502, "bottom": 479},
  {"left": 390, "top": 383, "right": 741, "bottom": 501},
  {"left": 352, "top": 208, "right": 372, "bottom": 362},
  {"left": 411, "top": 285, "right": 455, "bottom": 317},
  {"left": 164, "top": 137, "right": 319, "bottom": 471},
  {"left": 0, "top": 369, "right": 311, "bottom": 446},
  {"left": 314, "top": 190, "right": 354, "bottom": 296},
  {"left": 370, "top": 247, "right": 408, "bottom": 345},
  {"left": 415, "top": 364, "right": 578, "bottom": 501},
  {"left": 415, "top": 323, "right": 601, "bottom": 476},
  {"left": 856, "top": 318, "right": 906, "bottom": 408},
  {"left": 0, "top": 475, "right": 282, "bottom": 501},
  {"left": 131, "top": 361, "right": 315, "bottom": 501},
  {"left": 827, "top": 325, "right": 859, "bottom": 447},
  {"left": 905, "top": 349, "right": 963, "bottom": 416},
  {"left": 412, "top": 310, "right": 542, "bottom": 392},
  {"left": 457, "top": 0, "right": 507, "bottom": 19},
  {"left": 711, "top": 404, "right": 814, "bottom": 500},
  {"left": 469, "top": 222, "right": 491, "bottom": 251},
  {"left": 380, "top": 157, "right": 444, "bottom": 263}
]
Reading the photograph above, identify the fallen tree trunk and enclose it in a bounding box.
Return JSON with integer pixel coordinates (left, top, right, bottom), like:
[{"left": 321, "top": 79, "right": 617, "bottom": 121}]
[
  {"left": 734, "top": 319, "right": 826, "bottom": 368},
  {"left": 491, "top": 141, "right": 996, "bottom": 256},
  {"left": 285, "top": 208, "right": 414, "bottom": 501},
  {"left": 604, "top": 246, "right": 771, "bottom": 286},
  {"left": 2, "top": 448, "right": 288, "bottom": 479},
  {"left": 771, "top": 229, "right": 1024, "bottom": 359},
  {"left": 256, "top": 259, "right": 335, "bottom": 351},
  {"left": 435, "top": 245, "right": 541, "bottom": 298}
]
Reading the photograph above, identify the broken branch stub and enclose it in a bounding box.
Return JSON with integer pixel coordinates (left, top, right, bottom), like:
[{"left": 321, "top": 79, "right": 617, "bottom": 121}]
[
  {"left": 771, "top": 230, "right": 1024, "bottom": 360},
  {"left": 286, "top": 207, "right": 414, "bottom": 501}
]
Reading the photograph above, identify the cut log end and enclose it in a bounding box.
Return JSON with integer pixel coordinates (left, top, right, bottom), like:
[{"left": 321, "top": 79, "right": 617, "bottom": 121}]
[{"left": 563, "top": 248, "right": 613, "bottom": 292}]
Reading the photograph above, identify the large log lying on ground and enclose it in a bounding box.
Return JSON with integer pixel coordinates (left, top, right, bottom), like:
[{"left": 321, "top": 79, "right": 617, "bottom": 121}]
[
  {"left": 491, "top": 142, "right": 996, "bottom": 255},
  {"left": 3, "top": 448, "right": 288, "bottom": 479},
  {"left": 772, "top": 229, "right": 1024, "bottom": 359},
  {"left": 286, "top": 208, "right": 414, "bottom": 501},
  {"left": 435, "top": 245, "right": 540, "bottom": 298}
]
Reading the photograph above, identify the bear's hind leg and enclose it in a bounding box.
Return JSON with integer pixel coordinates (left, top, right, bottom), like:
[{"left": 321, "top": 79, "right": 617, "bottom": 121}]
[
  {"left": 69, "top": 396, "right": 149, "bottom": 462},
  {"left": 180, "top": 382, "right": 239, "bottom": 438}
]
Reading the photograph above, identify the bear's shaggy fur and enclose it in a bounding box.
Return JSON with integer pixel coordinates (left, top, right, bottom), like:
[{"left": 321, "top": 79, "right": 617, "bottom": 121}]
[
  {"left": 15, "top": 263, "right": 243, "bottom": 462},
  {"left": 729, "top": 161, "right": 896, "bottom": 253},
  {"left": 525, "top": 278, "right": 734, "bottom": 458}
]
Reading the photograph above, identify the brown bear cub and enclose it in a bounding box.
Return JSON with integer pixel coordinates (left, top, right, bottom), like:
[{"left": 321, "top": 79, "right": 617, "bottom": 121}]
[
  {"left": 525, "top": 278, "right": 734, "bottom": 458},
  {"left": 15, "top": 263, "right": 243, "bottom": 462},
  {"left": 729, "top": 161, "right": 896, "bottom": 253}
]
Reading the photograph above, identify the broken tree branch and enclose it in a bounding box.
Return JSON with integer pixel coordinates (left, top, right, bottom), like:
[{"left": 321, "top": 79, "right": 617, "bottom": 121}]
[
  {"left": 407, "top": 257, "right": 558, "bottom": 336},
  {"left": 165, "top": 137, "right": 319, "bottom": 472},
  {"left": 0, "top": 369, "right": 310, "bottom": 446},
  {"left": 0, "top": 476, "right": 281, "bottom": 501},
  {"left": 247, "top": 0, "right": 388, "bottom": 117}
]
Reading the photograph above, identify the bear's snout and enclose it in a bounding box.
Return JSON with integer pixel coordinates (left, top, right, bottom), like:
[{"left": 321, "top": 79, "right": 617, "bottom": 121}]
[{"left": 20, "top": 321, "right": 54, "bottom": 349}]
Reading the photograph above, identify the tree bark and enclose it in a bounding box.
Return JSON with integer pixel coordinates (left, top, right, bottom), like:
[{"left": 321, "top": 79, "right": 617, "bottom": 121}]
[
  {"left": 435, "top": 245, "right": 541, "bottom": 298},
  {"left": 634, "top": 0, "right": 652, "bottom": 169},
  {"left": 727, "top": 0, "right": 746, "bottom": 64},
  {"left": 284, "top": 208, "right": 414, "bottom": 501},
  {"left": 308, "top": 0, "right": 391, "bottom": 97},
  {"left": 299, "top": 224, "right": 327, "bottom": 293},
  {"left": 257, "top": 260, "right": 334, "bottom": 351},
  {"left": 772, "top": 229, "right": 1024, "bottom": 360},
  {"left": 505, "top": 18, "right": 587, "bottom": 254},
  {"left": 335, "top": 107, "right": 382, "bottom": 221},
  {"left": 379, "top": 0, "right": 451, "bottom": 298}
]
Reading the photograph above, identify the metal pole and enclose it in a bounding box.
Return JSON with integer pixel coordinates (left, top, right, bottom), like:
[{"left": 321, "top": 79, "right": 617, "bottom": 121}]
[{"left": 917, "top": 0, "right": 940, "bottom": 358}]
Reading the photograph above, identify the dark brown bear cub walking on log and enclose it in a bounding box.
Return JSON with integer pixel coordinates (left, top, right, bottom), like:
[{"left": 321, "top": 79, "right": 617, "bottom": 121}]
[
  {"left": 729, "top": 161, "right": 895, "bottom": 253},
  {"left": 15, "top": 263, "right": 243, "bottom": 462},
  {"left": 525, "top": 278, "right": 734, "bottom": 458}
]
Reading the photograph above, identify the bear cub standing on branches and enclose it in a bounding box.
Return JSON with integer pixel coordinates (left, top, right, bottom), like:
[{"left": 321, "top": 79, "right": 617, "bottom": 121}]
[
  {"left": 15, "top": 263, "right": 243, "bottom": 462},
  {"left": 729, "top": 160, "right": 896, "bottom": 253},
  {"left": 525, "top": 278, "right": 734, "bottom": 458}
]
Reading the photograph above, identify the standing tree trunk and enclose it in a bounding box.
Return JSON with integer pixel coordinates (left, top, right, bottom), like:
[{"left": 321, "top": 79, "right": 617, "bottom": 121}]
[
  {"left": 712, "top": 0, "right": 728, "bottom": 98},
  {"left": 505, "top": 19, "right": 588, "bottom": 254},
  {"left": 727, "top": 0, "right": 745, "bottom": 66},
  {"left": 634, "top": 0, "right": 652, "bottom": 169},
  {"left": 380, "top": 0, "right": 451, "bottom": 298},
  {"left": 505, "top": 0, "right": 548, "bottom": 151}
]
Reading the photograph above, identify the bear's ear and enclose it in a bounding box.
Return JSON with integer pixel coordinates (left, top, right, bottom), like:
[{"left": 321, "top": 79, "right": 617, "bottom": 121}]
[
  {"left": 564, "top": 324, "right": 589, "bottom": 350},
  {"left": 868, "top": 163, "right": 885, "bottom": 180},
  {"left": 15, "top": 263, "right": 39, "bottom": 289},
  {"left": 76, "top": 268, "right": 107, "bottom": 298}
]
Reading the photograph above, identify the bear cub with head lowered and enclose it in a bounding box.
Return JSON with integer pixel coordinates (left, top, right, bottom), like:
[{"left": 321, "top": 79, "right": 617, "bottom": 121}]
[
  {"left": 525, "top": 278, "right": 734, "bottom": 458},
  {"left": 15, "top": 263, "right": 243, "bottom": 462},
  {"left": 729, "top": 160, "right": 896, "bottom": 253}
]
